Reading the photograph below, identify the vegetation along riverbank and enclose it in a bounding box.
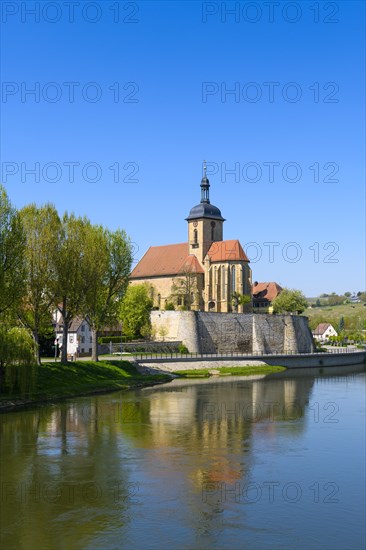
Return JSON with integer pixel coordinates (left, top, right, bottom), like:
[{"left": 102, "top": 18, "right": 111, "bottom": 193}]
[
  {"left": 0, "top": 360, "right": 289, "bottom": 412},
  {"left": 0, "top": 360, "right": 171, "bottom": 412}
]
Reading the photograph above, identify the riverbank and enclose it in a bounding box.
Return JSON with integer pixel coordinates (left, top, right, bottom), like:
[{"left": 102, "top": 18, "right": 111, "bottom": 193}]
[
  {"left": 0, "top": 360, "right": 171, "bottom": 413},
  {"left": 135, "top": 350, "right": 366, "bottom": 371}
]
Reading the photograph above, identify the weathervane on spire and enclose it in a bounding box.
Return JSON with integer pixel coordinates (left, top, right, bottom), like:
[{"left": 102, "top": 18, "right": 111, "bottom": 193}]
[{"left": 200, "top": 160, "right": 210, "bottom": 203}]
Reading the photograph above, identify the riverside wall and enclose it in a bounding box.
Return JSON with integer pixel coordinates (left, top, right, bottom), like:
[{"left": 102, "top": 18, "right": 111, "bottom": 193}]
[
  {"left": 136, "top": 351, "right": 366, "bottom": 370},
  {"left": 151, "top": 311, "right": 314, "bottom": 354}
]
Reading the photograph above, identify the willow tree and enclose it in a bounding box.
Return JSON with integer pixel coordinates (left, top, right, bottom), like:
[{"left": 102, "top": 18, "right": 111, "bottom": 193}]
[
  {"left": 18, "top": 204, "right": 61, "bottom": 365},
  {"left": 0, "top": 186, "right": 25, "bottom": 316},
  {"left": 83, "top": 228, "right": 133, "bottom": 361},
  {"left": 0, "top": 326, "right": 37, "bottom": 395},
  {"left": 0, "top": 187, "right": 30, "bottom": 391},
  {"left": 53, "top": 213, "right": 94, "bottom": 363}
]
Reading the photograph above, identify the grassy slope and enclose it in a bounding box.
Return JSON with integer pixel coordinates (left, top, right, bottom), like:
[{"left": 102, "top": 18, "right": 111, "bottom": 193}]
[
  {"left": 175, "top": 365, "right": 286, "bottom": 378},
  {"left": 303, "top": 302, "right": 366, "bottom": 331},
  {"left": 0, "top": 360, "right": 170, "bottom": 403}
]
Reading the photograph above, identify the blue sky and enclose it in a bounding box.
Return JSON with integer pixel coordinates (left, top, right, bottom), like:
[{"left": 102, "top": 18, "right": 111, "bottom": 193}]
[{"left": 1, "top": 0, "right": 365, "bottom": 296}]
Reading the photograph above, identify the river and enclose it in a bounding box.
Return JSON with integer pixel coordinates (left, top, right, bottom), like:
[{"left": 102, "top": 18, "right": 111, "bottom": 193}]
[{"left": 1, "top": 365, "right": 365, "bottom": 550}]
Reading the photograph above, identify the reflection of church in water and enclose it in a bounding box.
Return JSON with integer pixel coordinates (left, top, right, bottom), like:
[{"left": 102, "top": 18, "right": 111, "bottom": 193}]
[
  {"left": 132, "top": 375, "right": 315, "bottom": 485},
  {"left": 130, "top": 165, "right": 252, "bottom": 312}
]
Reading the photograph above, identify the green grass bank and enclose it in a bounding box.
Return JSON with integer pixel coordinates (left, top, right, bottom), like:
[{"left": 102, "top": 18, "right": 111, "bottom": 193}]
[
  {"left": 175, "top": 365, "right": 286, "bottom": 378},
  {"left": 0, "top": 360, "right": 171, "bottom": 412}
]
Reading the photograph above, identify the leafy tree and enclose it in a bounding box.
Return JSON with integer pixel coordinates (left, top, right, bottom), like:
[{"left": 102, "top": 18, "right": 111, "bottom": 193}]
[
  {"left": 0, "top": 325, "right": 36, "bottom": 395},
  {"left": 83, "top": 228, "right": 133, "bottom": 361},
  {"left": 158, "top": 324, "right": 168, "bottom": 341},
  {"left": 327, "top": 294, "right": 345, "bottom": 306},
  {"left": 18, "top": 204, "right": 61, "bottom": 365},
  {"left": 315, "top": 298, "right": 321, "bottom": 307},
  {"left": 338, "top": 316, "right": 345, "bottom": 333},
  {"left": 140, "top": 323, "right": 152, "bottom": 341},
  {"left": 171, "top": 269, "right": 200, "bottom": 310},
  {"left": 232, "top": 291, "right": 251, "bottom": 312},
  {"left": 0, "top": 186, "right": 26, "bottom": 316},
  {"left": 272, "top": 288, "right": 308, "bottom": 314},
  {"left": 344, "top": 292, "right": 351, "bottom": 298},
  {"left": 120, "top": 283, "right": 153, "bottom": 340},
  {"left": 53, "top": 214, "right": 95, "bottom": 362}
]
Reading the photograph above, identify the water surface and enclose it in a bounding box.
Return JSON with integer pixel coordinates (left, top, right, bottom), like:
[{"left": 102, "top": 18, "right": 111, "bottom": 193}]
[{"left": 1, "top": 365, "right": 365, "bottom": 549}]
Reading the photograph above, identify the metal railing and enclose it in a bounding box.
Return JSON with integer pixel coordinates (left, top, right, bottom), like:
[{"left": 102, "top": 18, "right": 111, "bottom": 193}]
[{"left": 130, "top": 347, "right": 365, "bottom": 361}]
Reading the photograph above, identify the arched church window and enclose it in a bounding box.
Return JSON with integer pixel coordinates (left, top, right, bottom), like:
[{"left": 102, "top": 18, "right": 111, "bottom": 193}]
[
  {"left": 231, "top": 266, "right": 236, "bottom": 293},
  {"left": 242, "top": 265, "right": 247, "bottom": 294},
  {"left": 222, "top": 266, "right": 226, "bottom": 297},
  {"left": 194, "top": 229, "right": 198, "bottom": 245}
]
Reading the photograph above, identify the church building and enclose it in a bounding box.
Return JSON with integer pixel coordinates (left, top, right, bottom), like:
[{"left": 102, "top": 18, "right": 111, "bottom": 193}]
[{"left": 130, "top": 167, "right": 252, "bottom": 312}]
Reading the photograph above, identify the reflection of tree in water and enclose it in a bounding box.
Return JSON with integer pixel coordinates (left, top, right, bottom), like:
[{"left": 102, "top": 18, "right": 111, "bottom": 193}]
[{"left": 0, "top": 398, "right": 136, "bottom": 550}]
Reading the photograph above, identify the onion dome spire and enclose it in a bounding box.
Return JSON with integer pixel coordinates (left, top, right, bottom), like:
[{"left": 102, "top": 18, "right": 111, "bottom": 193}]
[{"left": 200, "top": 160, "right": 210, "bottom": 204}]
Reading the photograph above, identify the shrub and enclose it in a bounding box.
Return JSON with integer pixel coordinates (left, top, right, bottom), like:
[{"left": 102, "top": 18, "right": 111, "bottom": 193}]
[
  {"left": 178, "top": 343, "right": 189, "bottom": 354},
  {"left": 98, "top": 335, "right": 130, "bottom": 344},
  {"left": 0, "top": 326, "right": 37, "bottom": 395}
]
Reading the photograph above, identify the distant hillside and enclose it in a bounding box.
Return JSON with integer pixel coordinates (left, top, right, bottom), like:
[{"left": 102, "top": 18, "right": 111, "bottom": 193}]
[{"left": 303, "top": 302, "right": 366, "bottom": 332}]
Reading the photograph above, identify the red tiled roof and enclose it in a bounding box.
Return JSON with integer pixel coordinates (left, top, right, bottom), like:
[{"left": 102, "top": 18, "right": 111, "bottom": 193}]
[
  {"left": 313, "top": 323, "right": 332, "bottom": 335},
  {"left": 207, "top": 240, "right": 249, "bottom": 262},
  {"left": 179, "top": 254, "right": 204, "bottom": 274},
  {"left": 130, "top": 243, "right": 204, "bottom": 278},
  {"left": 252, "top": 282, "right": 283, "bottom": 302}
]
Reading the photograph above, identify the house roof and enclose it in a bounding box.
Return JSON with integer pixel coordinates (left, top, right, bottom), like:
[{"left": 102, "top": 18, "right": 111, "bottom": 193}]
[
  {"left": 130, "top": 243, "right": 204, "bottom": 278},
  {"left": 207, "top": 240, "right": 249, "bottom": 262},
  {"left": 252, "top": 282, "right": 283, "bottom": 302},
  {"left": 313, "top": 323, "right": 333, "bottom": 335},
  {"left": 130, "top": 239, "right": 249, "bottom": 279},
  {"left": 56, "top": 316, "right": 88, "bottom": 333}
]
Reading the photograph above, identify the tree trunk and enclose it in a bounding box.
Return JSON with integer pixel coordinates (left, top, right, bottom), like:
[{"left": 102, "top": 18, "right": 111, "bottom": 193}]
[
  {"left": 62, "top": 321, "right": 68, "bottom": 363},
  {"left": 0, "top": 361, "right": 4, "bottom": 394},
  {"left": 60, "top": 297, "right": 68, "bottom": 363},
  {"left": 33, "top": 330, "right": 41, "bottom": 366},
  {"left": 91, "top": 328, "right": 98, "bottom": 362}
]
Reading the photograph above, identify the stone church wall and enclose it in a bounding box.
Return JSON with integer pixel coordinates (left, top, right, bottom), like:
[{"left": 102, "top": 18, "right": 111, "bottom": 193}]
[{"left": 151, "top": 311, "right": 314, "bottom": 354}]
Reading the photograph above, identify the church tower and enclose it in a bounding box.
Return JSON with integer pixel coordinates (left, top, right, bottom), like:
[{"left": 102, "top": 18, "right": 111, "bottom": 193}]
[{"left": 186, "top": 163, "right": 225, "bottom": 264}]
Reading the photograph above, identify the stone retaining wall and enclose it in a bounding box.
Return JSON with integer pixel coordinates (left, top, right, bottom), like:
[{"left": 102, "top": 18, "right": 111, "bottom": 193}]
[{"left": 151, "top": 311, "right": 314, "bottom": 354}]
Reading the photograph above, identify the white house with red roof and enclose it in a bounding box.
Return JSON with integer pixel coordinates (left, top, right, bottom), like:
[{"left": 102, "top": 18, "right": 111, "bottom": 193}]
[
  {"left": 312, "top": 323, "right": 338, "bottom": 343},
  {"left": 130, "top": 166, "right": 252, "bottom": 312},
  {"left": 53, "top": 309, "right": 93, "bottom": 357}
]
